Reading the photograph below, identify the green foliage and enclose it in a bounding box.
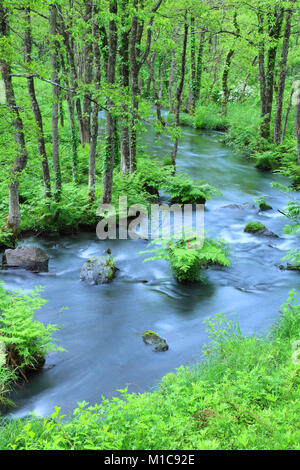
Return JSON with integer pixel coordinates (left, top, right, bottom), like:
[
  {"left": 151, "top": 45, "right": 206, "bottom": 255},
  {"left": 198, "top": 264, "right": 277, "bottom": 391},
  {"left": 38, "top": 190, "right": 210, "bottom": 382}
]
[
  {"left": 0, "top": 283, "right": 62, "bottom": 406},
  {"left": 141, "top": 236, "right": 230, "bottom": 283},
  {"left": 1, "top": 292, "right": 299, "bottom": 450},
  {"left": 164, "top": 172, "right": 221, "bottom": 205},
  {"left": 194, "top": 103, "right": 228, "bottom": 130}
]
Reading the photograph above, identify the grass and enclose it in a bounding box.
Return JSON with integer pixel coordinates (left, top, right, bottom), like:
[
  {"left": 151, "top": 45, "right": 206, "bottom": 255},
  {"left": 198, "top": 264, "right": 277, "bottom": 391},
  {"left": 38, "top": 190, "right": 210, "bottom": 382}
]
[{"left": 0, "top": 290, "right": 299, "bottom": 450}]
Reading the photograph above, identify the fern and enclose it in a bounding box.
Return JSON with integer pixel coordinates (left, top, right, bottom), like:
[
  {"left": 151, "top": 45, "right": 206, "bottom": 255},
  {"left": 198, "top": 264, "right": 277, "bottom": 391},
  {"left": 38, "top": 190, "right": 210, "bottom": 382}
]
[{"left": 140, "top": 236, "right": 230, "bottom": 283}]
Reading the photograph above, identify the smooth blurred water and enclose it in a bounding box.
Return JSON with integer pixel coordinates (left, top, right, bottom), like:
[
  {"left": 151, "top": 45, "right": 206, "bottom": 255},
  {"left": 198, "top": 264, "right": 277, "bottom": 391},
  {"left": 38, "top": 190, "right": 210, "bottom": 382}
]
[{"left": 1, "top": 121, "right": 299, "bottom": 418}]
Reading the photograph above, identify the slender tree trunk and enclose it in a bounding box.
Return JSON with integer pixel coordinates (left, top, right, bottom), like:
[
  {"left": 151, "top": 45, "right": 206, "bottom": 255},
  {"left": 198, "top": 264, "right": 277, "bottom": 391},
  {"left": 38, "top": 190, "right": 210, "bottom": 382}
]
[
  {"left": 221, "top": 49, "right": 234, "bottom": 116},
  {"left": 261, "top": 7, "right": 284, "bottom": 139},
  {"left": 258, "top": 12, "right": 267, "bottom": 137},
  {"left": 237, "top": 56, "right": 257, "bottom": 102},
  {"left": 0, "top": 5, "right": 28, "bottom": 233},
  {"left": 50, "top": 4, "right": 62, "bottom": 201},
  {"left": 149, "top": 53, "right": 165, "bottom": 128},
  {"left": 194, "top": 28, "right": 205, "bottom": 104},
  {"left": 59, "top": 13, "right": 85, "bottom": 146},
  {"left": 119, "top": 0, "right": 130, "bottom": 173},
  {"left": 89, "top": 6, "right": 101, "bottom": 202},
  {"left": 190, "top": 16, "right": 196, "bottom": 112},
  {"left": 129, "top": 4, "right": 140, "bottom": 174},
  {"left": 24, "top": 8, "right": 51, "bottom": 198},
  {"left": 101, "top": 0, "right": 118, "bottom": 205},
  {"left": 295, "top": 82, "right": 300, "bottom": 167},
  {"left": 169, "top": 26, "right": 180, "bottom": 113},
  {"left": 274, "top": 9, "right": 292, "bottom": 144},
  {"left": 171, "top": 20, "right": 188, "bottom": 167},
  {"left": 82, "top": 1, "right": 93, "bottom": 145},
  {"left": 281, "top": 82, "right": 295, "bottom": 142}
]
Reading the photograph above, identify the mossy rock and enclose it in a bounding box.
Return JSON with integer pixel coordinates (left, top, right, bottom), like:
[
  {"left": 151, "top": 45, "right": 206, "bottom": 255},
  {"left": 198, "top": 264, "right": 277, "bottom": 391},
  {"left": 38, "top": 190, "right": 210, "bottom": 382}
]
[
  {"left": 259, "top": 202, "right": 272, "bottom": 211},
  {"left": 279, "top": 264, "right": 300, "bottom": 272},
  {"left": 80, "top": 253, "right": 117, "bottom": 285},
  {"left": 142, "top": 330, "right": 169, "bottom": 352},
  {"left": 244, "top": 221, "right": 278, "bottom": 238},
  {"left": 244, "top": 221, "right": 266, "bottom": 233}
]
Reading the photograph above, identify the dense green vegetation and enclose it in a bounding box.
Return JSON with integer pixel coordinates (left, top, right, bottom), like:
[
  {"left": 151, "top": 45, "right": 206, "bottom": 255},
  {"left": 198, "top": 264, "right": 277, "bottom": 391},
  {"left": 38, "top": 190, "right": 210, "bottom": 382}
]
[
  {"left": 0, "top": 0, "right": 299, "bottom": 452},
  {"left": 0, "top": 284, "right": 61, "bottom": 407},
  {"left": 0, "top": 291, "right": 299, "bottom": 450}
]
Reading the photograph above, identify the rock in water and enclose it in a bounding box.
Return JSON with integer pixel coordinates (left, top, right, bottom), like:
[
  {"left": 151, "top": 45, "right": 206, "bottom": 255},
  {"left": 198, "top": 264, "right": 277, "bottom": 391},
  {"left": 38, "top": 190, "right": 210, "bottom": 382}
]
[
  {"left": 142, "top": 330, "right": 169, "bottom": 352},
  {"left": 2, "top": 246, "right": 50, "bottom": 272},
  {"left": 80, "top": 255, "right": 117, "bottom": 285}
]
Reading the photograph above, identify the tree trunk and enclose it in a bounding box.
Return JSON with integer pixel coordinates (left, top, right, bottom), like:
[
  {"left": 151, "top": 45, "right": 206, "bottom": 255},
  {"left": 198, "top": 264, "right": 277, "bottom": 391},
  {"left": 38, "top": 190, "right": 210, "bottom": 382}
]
[
  {"left": 119, "top": 0, "right": 130, "bottom": 173},
  {"left": 101, "top": 0, "right": 118, "bottom": 205},
  {"left": 221, "top": 49, "right": 234, "bottom": 116},
  {"left": 82, "top": 1, "right": 93, "bottom": 145},
  {"left": 295, "top": 82, "right": 300, "bottom": 167},
  {"left": 171, "top": 20, "right": 188, "bottom": 167},
  {"left": 281, "top": 82, "right": 295, "bottom": 143},
  {"left": 260, "top": 7, "right": 284, "bottom": 139},
  {"left": 0, "top": 5, "right": 28, "bottom": 233},
  {"left": 149, "top": 53, "right": 165, "bottom": 128},
  {"left": 168, "top": 26, "right": 180, "bottom": 113},
  {"left": 194, "top": 28, "right": 205, "bottom": 104},
  {"left": 24, "top": 8, "right": 51, "bottom": 198},
  {"left": 274, "top": 9, "right": 292, "bottom": 144},
  {"left": 50, "top": 4, "right": 62, "bottom": 201},
  {"left": 88, "top": 6, "right": 101, "bottom": 202}
]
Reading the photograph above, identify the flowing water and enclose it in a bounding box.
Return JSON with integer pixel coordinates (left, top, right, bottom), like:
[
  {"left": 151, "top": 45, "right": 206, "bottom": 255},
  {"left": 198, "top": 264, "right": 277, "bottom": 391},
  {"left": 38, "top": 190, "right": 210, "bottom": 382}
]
[{"left": 1, "top": 119, "right": 299, "bottom": 418}]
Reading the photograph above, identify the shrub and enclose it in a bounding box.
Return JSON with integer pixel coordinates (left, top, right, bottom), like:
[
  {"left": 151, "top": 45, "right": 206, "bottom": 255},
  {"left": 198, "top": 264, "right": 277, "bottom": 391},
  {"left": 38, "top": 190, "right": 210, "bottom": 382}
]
[
  {"left": 0, "top": 284, "right": 62, "bottom": 406},
  {"left": 164, "top": 172, "right": 221, "bottom": 205},
  {"left": 141, "top": 236, "right": 230, "bottom": 283}
]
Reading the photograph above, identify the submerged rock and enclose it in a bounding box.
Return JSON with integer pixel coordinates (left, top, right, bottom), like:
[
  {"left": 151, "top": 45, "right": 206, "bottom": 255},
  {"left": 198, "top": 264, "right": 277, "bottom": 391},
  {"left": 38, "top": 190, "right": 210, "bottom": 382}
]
[
  {"left": 142, "top": 330, "right": 169, "bottom": 352},
  {"left": 279, "top": 264, "right": 300, "bottom": 272},
  {"left": 258, "top": 202, "right": 273, "bottom": 211},
  {"left": 2, "top": 246, "right": 50, "bottom": 272},
  {"left": 80, "top": 253, "right": 117, "bottom": 285},
  {"left": 222, "top": 203, "right": 256, "bottom": 211}
]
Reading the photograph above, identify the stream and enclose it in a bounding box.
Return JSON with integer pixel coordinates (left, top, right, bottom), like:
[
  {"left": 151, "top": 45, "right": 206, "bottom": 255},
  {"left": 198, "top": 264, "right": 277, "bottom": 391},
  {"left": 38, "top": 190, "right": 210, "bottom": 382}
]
[{"left": 1, "top": 118, "right": 300, "bottom": 418}]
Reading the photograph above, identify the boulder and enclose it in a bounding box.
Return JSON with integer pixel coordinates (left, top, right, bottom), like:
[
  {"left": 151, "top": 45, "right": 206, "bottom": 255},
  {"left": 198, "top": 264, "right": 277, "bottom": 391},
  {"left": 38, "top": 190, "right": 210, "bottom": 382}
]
[
  {"left": 2, "top": 246, "right": 50, "bottom": 272},
  {"left": 142, "top": 330, "right": 169, "bottom": 352},
  {"left": 80, "top": 254, "right": 117, "bottom": 285}
]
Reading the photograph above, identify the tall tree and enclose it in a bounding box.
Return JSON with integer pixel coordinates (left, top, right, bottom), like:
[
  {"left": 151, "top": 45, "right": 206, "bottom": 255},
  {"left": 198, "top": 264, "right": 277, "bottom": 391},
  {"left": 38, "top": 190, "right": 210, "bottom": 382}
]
[
  {"left": 24, "top": 8, "right": 51, "bottom": 198},
  {"left": 274, "top": 7, "right": 293, "bottom": 144},
  {"left": 171, "top": 17, "right": 188, "bottom": 166},
  {"left": 101, "top": 0, "right": 118, "bottom": 204},
  {"left": 50, "top": 4, "right": 62, "bottom": 201},
  {"left": 0, "top": 5, "right": 28, "bottom": 233}
]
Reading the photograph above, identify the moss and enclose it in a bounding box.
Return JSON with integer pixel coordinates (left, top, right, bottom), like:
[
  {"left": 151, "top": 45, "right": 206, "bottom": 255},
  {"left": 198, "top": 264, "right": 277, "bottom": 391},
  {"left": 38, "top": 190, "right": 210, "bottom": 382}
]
[
  {"left": 142, "top": 330, "right": 162, "bottom": 345},
  {"left": 244, "top": 221, "right": 266, "bottom": 233}
]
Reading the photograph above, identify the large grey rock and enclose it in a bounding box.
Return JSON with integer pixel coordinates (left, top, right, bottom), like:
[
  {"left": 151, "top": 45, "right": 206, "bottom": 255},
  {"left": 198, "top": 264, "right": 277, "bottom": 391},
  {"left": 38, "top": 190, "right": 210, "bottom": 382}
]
[
  {"left": 80, "top": 255, "right": 117, "bottom": 285},
  {"left": 2, "top": 246, "right": 50, "bottom": 272}
]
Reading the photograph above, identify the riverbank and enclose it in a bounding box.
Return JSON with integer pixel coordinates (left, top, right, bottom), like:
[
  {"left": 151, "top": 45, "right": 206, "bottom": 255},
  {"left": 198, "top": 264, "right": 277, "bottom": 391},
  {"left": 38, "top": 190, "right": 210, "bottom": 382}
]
[{"left": 0, "top": 290, "right": 299, "bottom": 450}]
